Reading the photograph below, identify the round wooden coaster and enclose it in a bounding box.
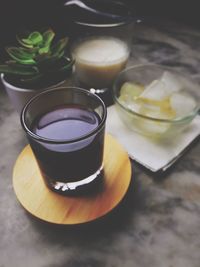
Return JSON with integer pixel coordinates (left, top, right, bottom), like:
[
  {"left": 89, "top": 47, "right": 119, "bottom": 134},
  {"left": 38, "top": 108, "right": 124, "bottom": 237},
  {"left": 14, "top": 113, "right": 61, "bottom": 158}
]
[{"left": 13, "top": 134, "right": 132, "bottom": 225}]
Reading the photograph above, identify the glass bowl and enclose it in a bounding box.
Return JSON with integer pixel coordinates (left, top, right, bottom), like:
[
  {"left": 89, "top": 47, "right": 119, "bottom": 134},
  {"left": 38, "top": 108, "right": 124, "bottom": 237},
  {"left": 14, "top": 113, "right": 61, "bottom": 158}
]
[{"left": 112, "top": 64, "right": 200, "bottom": 138}]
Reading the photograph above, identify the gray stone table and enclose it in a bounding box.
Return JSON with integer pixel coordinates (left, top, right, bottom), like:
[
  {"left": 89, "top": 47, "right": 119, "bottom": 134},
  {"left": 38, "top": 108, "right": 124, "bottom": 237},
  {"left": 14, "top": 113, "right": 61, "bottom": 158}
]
[{"left": 0, "top": 19, "right": 200, "bottom": 267}]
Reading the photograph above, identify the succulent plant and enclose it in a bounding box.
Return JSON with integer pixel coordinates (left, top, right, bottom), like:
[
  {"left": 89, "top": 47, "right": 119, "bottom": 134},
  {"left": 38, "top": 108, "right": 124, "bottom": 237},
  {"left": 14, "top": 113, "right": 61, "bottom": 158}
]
[{"left": 0, "top": 29, "right": 74, "bottom": 89}]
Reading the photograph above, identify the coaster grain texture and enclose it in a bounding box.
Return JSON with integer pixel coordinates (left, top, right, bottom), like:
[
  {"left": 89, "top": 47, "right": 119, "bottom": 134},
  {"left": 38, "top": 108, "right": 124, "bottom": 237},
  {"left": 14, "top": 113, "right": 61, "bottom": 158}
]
[{"left": 13, "top": 134, "right": 132, "bottom": 225}]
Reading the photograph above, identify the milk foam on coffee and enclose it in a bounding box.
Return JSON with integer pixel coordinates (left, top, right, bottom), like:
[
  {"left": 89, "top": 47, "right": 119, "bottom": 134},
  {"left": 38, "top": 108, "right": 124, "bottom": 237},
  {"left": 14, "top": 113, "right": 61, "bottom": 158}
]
[{"left": 73, "top": 37, "right": 129, "bottom": 88}]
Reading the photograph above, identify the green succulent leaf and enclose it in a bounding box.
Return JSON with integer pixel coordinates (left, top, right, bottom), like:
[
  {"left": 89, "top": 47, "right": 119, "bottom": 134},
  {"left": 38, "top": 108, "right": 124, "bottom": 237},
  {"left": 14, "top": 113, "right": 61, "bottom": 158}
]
[
  {"left": 17, "top": 35, "right": 33, "bottom": 48},
  {"left": 6, "top": 60, "right": 38, "bottom": 71},
  {"left": 21, "top": 38, "right": 34, "bottom": 46},
  {"left": 42, "top": 29, "right": 55, "bottom": 48},
  {"left": 28, "top": 31, "right": 43, "bottom": 45},
  {"left": 51, "top": 37, "right": 69, "bottom": 58},
  {"left": 6, "top": 47, "right": 36, "bottom": 65},
  {"left": 38, "top": 47, "right": 50, "bottom": 54},
  {"left": 18, "top": 31, "right": 43, "bottom": 47},
  {"left": 0, "top": 64, "right": 38, "bottom": 75},
  {"left": 37, "top": 29, "right": 55, "bottom": 54}
]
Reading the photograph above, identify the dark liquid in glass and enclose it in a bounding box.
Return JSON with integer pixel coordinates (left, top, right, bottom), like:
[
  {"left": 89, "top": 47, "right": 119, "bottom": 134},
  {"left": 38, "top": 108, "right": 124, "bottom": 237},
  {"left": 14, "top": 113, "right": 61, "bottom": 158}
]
[{"left": 29, "top": 105, "right": 105, "bottom": 193}]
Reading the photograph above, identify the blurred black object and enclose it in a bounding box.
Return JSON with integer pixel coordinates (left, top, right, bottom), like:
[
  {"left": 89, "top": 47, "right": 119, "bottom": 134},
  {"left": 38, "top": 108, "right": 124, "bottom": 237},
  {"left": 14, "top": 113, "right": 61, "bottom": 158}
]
[
  {"left": 0, "top": 0, "right": 199, "bottom": 60},
  {"left": 63, "top": 0, "right": 135, "bottom": 25}
]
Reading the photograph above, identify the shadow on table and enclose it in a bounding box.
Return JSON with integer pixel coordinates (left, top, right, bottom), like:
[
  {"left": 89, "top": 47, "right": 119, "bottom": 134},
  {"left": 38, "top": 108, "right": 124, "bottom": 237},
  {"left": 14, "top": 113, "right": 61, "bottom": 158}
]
[{"left": 26, "top": 164, "right": 148, "bottom": 244}]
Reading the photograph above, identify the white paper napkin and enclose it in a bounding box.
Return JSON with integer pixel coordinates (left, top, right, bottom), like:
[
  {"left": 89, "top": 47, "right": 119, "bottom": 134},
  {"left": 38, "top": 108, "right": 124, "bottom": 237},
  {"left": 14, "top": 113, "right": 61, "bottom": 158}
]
[{"left": 106, "top": 105, "right": 200, "bottom": 172}]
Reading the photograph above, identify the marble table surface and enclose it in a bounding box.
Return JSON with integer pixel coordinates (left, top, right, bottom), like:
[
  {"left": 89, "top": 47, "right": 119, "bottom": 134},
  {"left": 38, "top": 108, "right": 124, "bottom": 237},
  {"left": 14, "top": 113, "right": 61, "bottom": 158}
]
[{"left": 0, "top": 19, "right": 200, "bottom": 267}]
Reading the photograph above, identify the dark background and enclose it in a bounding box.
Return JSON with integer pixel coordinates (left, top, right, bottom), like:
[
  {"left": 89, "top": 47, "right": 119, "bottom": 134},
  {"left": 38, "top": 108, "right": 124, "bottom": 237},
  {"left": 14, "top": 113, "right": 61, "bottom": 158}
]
[{"left": 0, "top": 0, "right": 199, "bottom": 59}]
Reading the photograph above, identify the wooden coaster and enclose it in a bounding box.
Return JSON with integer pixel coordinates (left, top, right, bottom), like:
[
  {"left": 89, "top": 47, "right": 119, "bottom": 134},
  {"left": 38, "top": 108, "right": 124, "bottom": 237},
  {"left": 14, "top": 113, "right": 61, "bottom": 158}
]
[{"left": 13, "top": 134, "right": 132, "bottom": 225}]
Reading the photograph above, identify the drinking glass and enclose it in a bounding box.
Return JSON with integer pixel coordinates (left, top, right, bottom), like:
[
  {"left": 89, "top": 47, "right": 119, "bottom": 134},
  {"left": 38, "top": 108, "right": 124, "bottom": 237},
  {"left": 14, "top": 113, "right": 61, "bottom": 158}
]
[
  {"left": 69, "top": 0, "right": 136, "bottom": 103},
  {"left": 21, "top": 87, "right": 107, "bottom": 195}
]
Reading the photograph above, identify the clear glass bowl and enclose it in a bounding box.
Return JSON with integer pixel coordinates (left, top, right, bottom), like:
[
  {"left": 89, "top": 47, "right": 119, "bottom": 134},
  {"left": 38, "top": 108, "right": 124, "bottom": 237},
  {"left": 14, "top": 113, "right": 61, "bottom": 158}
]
[{"left": 112, "top": 64, "right": 200, "bottom": 138}]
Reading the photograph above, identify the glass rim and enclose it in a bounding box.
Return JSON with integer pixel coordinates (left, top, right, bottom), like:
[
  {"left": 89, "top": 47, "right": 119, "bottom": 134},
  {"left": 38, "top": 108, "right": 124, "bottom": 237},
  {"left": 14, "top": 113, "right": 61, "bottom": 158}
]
[
  {"left": 74, "top": 16, "right": 135, "bottom": 28},
  {"left": 21, "top": 86, "right": 107, "bottom": 144}
]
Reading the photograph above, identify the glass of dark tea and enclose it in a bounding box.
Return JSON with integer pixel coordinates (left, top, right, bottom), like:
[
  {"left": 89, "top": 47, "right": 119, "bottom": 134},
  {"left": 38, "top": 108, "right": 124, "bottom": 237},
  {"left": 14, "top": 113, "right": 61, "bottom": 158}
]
[{"left": 21, "top": 87, "right": 107, "bottom": 195}]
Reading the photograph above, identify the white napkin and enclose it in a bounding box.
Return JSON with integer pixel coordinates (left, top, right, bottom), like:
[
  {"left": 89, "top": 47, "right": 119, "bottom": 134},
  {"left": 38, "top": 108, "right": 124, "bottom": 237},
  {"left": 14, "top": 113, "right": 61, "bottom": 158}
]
[{"left": 106, "top": 105, "right": 200, "bottom": 172}]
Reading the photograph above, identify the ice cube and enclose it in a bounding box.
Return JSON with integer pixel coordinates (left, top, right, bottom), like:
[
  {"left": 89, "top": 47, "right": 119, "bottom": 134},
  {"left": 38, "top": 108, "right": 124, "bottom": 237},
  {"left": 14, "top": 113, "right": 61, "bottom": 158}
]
[
  {"left": 170, "top": 92, "right": 197, "bottom": 118},
  {"left": 118, "top": 94, "right": 141, "bottom": 113},
  {"left": 120, "top": 82, "right": 144, "bottom": 99},
  {"left": 139, "top": 104, "right": 174, "bottom": 120},
  {"left": 160, "top": 71, "right": 183, "bottom": 94},
  {"left": 127, "top": 101, "right": 141, "bottom": 113},
  {"left": 139, "top": 102, "right": 160, "bottom": 115},
  {"left": 140, "top": 80, "right": 169, "bottom": 101}
]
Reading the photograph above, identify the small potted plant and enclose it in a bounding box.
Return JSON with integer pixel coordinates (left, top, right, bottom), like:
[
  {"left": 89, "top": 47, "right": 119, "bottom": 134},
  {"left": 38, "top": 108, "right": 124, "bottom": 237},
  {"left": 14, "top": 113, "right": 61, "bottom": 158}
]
[{"left": 0, "top": 28, "right": 74, "bottom": 113}]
